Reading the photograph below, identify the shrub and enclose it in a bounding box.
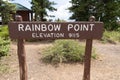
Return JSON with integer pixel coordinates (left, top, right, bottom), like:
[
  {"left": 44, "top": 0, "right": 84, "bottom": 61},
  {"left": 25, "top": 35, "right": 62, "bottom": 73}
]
[
  {"left": 0, "top": 25, "right": 9, "bottom": 39},
  {"left": 0, "top": 64, "right": 9, "bottom": 73},
  {"left": 0, "top": 37, "right": 10, "bottom": 58},
  {"left": 101, "top": 31, "right": 120, "bottom": 43},
  {"left": 42, "top": 40, "right": 96, "bottom": 63}
]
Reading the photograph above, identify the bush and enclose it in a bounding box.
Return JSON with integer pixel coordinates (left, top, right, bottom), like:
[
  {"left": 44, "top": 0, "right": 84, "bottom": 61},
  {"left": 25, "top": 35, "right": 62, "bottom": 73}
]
[
  {"left": 101, "top": 31, "right": 120, "bottom": 43},
  {"left": 0, "top": 64, "right": 9, "bottom": 73},
  {"left": 104, "top": 22, "right": 120, "bottom": 31},
  {"left": 42, "top": 40, "right": 96, "bottom": 64},
  {"left": 0, "top": 37, "right": 10, "bottom": 58},
  {"left": 0, "top": 25, "right": 9, "bottom": 39}
]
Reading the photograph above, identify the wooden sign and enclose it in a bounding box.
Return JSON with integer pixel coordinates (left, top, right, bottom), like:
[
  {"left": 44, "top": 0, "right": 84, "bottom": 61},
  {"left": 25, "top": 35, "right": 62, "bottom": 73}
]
[
  {"left": 8, "top": 22, "right": 103, "bottom": 39},
  {"left": 8, "top": 15, "right": 104, "bottom": 80}
]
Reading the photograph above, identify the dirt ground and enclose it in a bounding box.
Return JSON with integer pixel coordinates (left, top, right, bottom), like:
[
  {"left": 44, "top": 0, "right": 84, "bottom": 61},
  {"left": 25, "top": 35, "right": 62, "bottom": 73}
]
[{"left": 0, "top": 41, "right": 120, "bottom": 80}]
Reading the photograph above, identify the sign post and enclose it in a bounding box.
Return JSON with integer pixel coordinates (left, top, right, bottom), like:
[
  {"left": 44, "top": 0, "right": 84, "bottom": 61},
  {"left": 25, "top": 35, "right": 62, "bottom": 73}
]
[
  {"left": 16, "top": 15, "right": 28, "bottom": 80},
  {"left": 8, "top": 16, "right": 103, "bottom": 80},
  {"left": 83, "top": 16, "right": 95, "bottom": 80}
]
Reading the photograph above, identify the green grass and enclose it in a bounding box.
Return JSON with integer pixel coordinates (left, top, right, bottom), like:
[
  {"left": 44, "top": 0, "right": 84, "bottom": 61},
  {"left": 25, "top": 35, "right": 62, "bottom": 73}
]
[
  {"left": 102, "top": 31, "right": 120, "bottom": 43},
  {"left": 0, "top": 25, "right": 9, "bottom": 39},
  {"left": 0, "top": 64, "right": 9, "bottom": 74},
  {"left": 0, "top": 25, "right": 10, "bottom": 57},
  {"left": 42, "top": 40, "right": 97, "bottom": 64},
  {"left": 0, "top": 37, "right": 10, "bottom": 58},
  {"left": 0, "top": 25, "right": 10, "bottom": 73}
]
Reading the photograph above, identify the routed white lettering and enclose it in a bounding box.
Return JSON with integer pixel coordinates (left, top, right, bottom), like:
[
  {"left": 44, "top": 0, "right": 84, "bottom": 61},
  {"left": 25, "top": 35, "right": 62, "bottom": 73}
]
[
  {"left": 41, "top": 24, "right": 47, "bottom": 31},
  {"left": 25, "top": 24, "right": 31, "bottom": 31},
  {"left": 54, "top": 24, "right": 61, "bottom": 31},
  {"left": 32, "top": 33, "right": 64, "bottom": 38},
  {"left": 18, "top": 24, "right": 24, "bottom": 31},
  {"left": 48, "top": 24, "right": 53, "bottom": 31},
  {"left": 68, "top": 24, "right": 73, "bottom": 31},
  {"left": 34, "top": 24, "right": 40, "bottom": 31},
  {"left": 47, "top": 24, "right": 61, "bottom": 31},
  {"left": 74, "top": 24, "right": 80, "bottom": 31},
  {"left": 83, "top": 24, "right": 89, "bottom": 31},
  {"left": 18, "top": 23, "right": 94, "bottom": 32},
  {"left": 89, "top": 24, "right": 94, "bottom": 31},
  {"left": 32, "top": 33, "right": 35, "bottom": 38}
]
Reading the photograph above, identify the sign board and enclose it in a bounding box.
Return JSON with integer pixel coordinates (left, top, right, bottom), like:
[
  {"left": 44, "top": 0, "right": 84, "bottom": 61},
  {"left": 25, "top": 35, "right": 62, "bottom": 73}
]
[
  {"left": 8, "top": 15, "right": 104, "bottom": 80},
  {"left": 8, "top": 22, "right": 103, "bottom": 39}
]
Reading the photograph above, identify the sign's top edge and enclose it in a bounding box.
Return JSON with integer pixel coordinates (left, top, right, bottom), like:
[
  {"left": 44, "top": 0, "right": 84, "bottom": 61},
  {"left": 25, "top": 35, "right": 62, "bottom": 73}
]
[{"left": 9, "top": 21, "right": 104, "bottom": 24}]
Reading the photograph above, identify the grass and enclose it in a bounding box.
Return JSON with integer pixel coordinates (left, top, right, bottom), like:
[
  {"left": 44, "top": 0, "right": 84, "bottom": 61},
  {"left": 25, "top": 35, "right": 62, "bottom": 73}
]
[
  {"left": 0, "top": 37, "right": 10, "bottom": 58},
  {"left": 0, "top": 64, "right": 9, "bottom": 74},
  {"left": 101, "top": 30, "right": 120, "bottom": 43},
  {"left": 0, "top": 25, "right": 9, "bottom": 39},
  {"left": 42, "top": 40, "right": 97, "bottom": 64},
  {"left": 0, "top": 25, "right": 10, "bottom": 73},
  {"left": 0, "top": 25, "right": 10, "bottom": 57}
]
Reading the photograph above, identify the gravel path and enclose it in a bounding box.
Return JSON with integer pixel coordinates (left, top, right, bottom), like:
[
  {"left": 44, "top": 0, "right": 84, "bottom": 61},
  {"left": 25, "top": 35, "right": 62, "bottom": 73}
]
[{"left": 0, "top": 41, "right": 120, "bottom": 80}]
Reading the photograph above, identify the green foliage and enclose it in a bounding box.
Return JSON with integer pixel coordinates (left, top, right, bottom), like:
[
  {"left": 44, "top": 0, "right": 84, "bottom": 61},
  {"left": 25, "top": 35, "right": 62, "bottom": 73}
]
[
  {"left": 0, "top": 25, "right": 9, "bottom": 39},
  {"left": 69, "top": 0, "right": 120, "bottom": 30},
  {"left": 0, "top": 25, "right": 10, "bottom": 57},
  {"left": 55, "top": 18, "right": 66, "bottom": 22},
  {"left": 102, "top": 31, "right": 120, "bottom": 43},
  {"left": 0, "top": 0, "right": 16, "bottom": 24},
  {"left": 31, "top": 0, "right": 56, "bottom": 21},
  {"left": 42, "top": 40, "right": 96, "bottom": 64},
  {"left": 69, "top": 0, "right": 91, "bottom": 21},
  {"left": 0, "top": 64, "right": 9, "bottom": 73},
  {"left": 0, "top": 37, "right": 10, "bottom": 57}
]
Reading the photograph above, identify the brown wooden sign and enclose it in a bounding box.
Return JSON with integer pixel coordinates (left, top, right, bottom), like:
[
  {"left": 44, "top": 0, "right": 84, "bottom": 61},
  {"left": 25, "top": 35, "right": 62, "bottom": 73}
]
[
  {"left": 8, "top": 22, "right": 103, "bottom": 39},
  {"left": 8, "top": 15, "right": 104, "bottom": 80}
]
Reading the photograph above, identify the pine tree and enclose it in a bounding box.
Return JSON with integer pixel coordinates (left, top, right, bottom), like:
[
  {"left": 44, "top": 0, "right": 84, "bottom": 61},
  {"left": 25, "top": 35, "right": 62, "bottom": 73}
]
[
  {"left": 31, "top": 0, "right": 56, "bottom": 21},
  {"left": 0, "top": 0, "right": 16, "bottom": 24},
  {"left": 69, "top": 0, "right": 120, "bottom": 30}
]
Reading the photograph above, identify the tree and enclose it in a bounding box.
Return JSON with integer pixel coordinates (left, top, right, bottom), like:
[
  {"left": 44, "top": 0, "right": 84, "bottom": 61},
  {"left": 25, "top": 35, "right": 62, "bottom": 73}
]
[
  {"left": 55, "top": 18, "right": 66, "bottom": 22},
  {"left": 69, "top": 0, "right": 120, "bottom": 30},
  {"left": 100, "top": 0, "right": 120, "bottom": 30},
  {"left": 31, "top": 0, "right": 56, "bottom": 21},
  {"left": 0, "top": 0, "right": 16, "bottom": 24}
]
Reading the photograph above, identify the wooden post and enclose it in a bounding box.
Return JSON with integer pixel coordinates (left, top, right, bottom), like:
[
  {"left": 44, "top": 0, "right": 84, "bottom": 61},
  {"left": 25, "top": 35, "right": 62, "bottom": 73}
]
[
  {"left": 83, "top": 16, "right": 95, "bottom": 80},
  {"left": 16, "top": 15, "right": 28, "bottom": 80}
]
